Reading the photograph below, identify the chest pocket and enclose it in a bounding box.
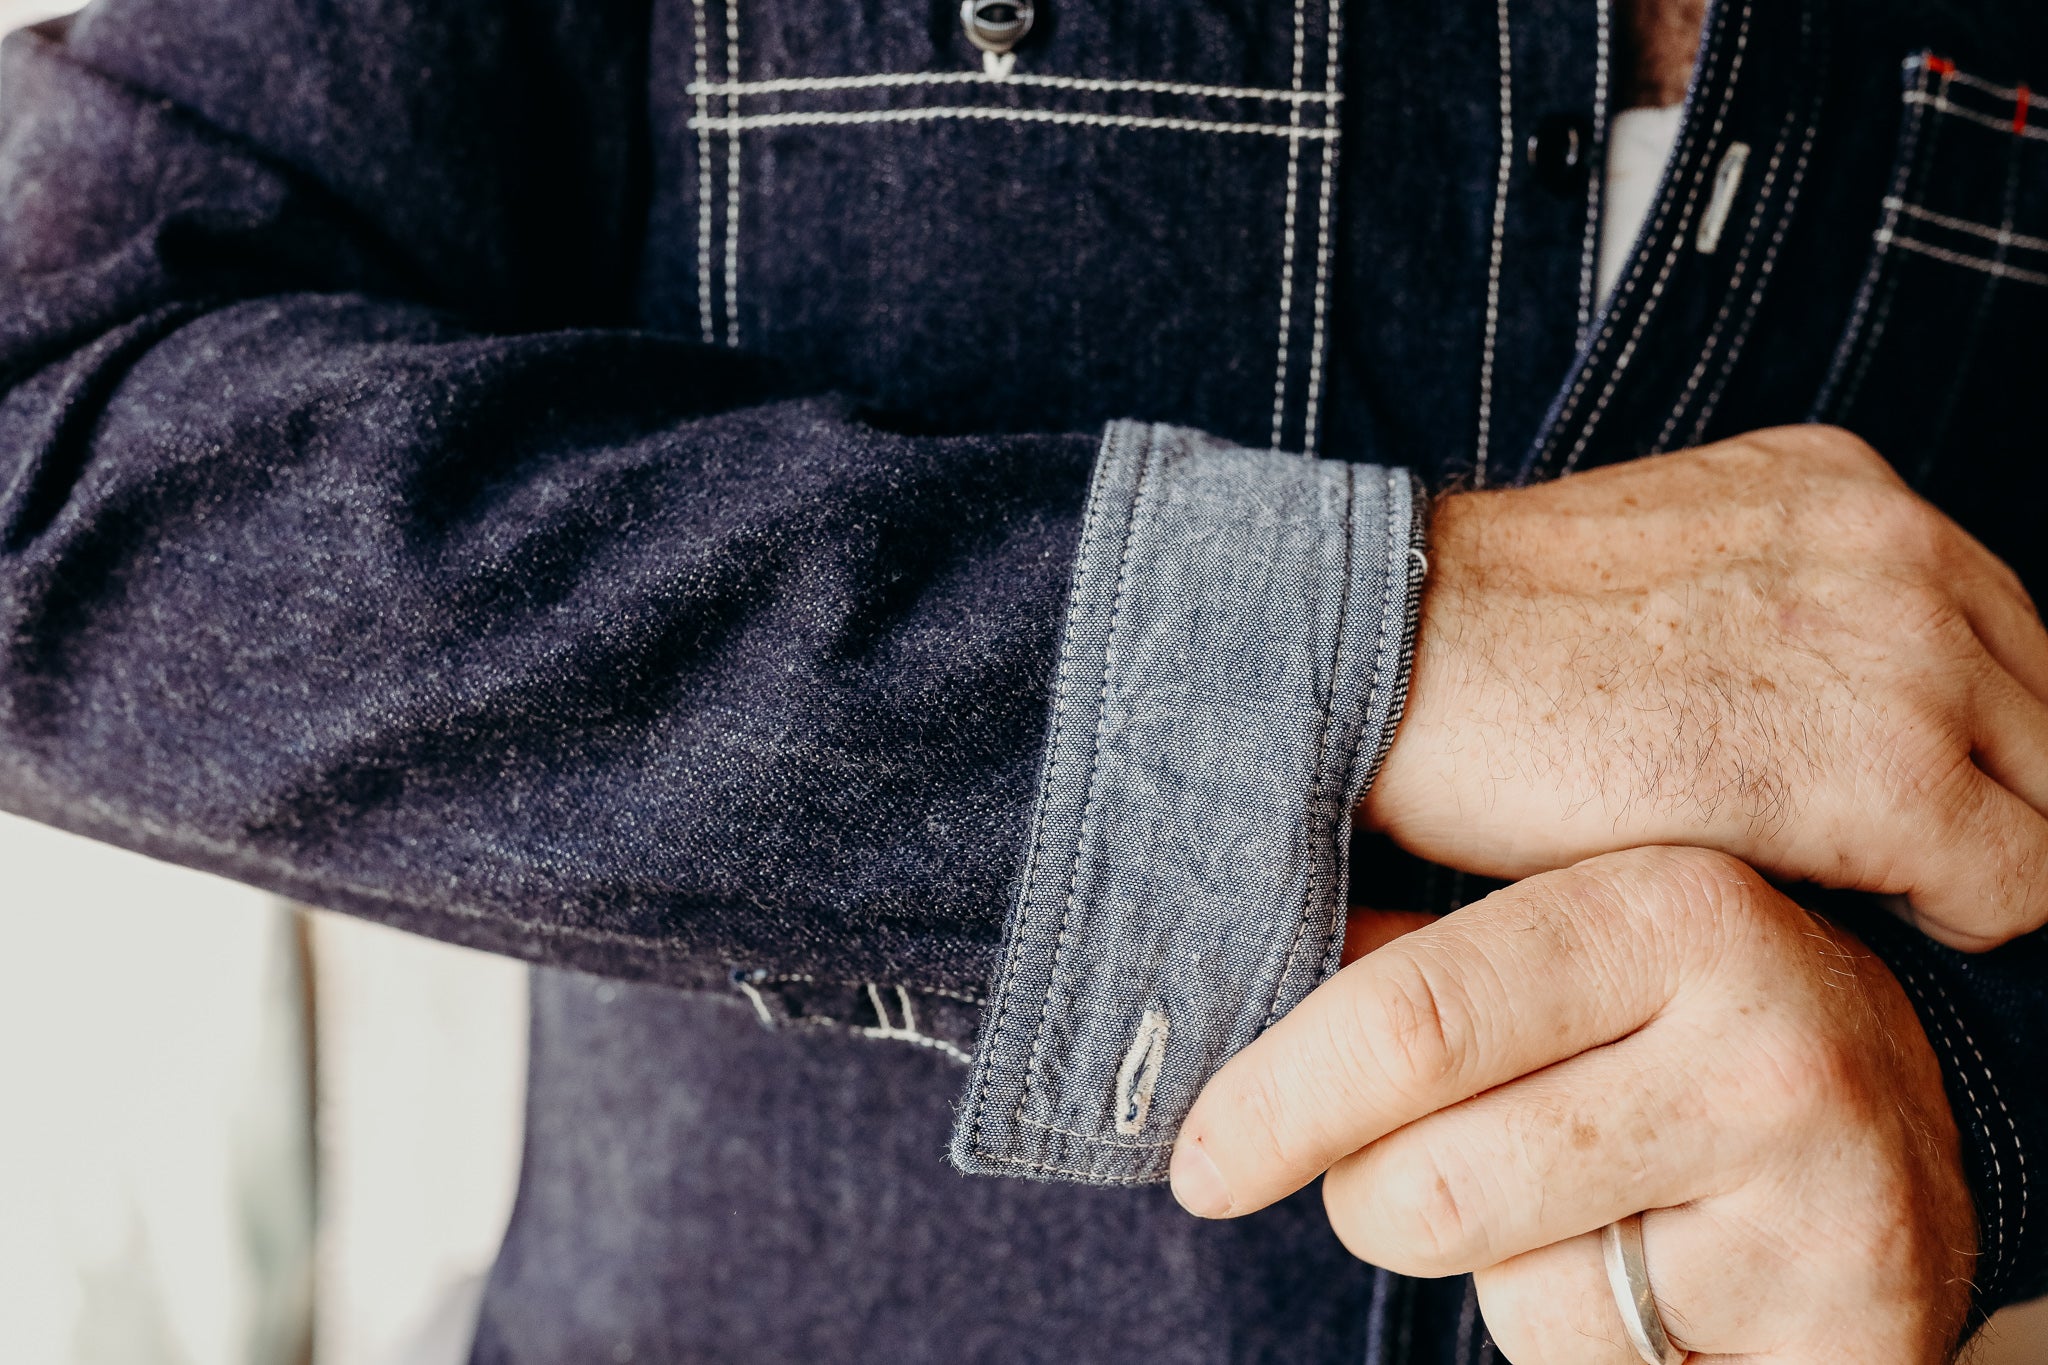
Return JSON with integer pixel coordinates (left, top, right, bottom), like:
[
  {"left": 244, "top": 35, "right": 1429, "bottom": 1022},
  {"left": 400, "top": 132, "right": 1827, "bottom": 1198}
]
[
  {"left": 652, "top": 0, "right": 1345, "bottom": 451},
  {"left": 1813, "top": 54, "right": 2048, "bottom": 495}
]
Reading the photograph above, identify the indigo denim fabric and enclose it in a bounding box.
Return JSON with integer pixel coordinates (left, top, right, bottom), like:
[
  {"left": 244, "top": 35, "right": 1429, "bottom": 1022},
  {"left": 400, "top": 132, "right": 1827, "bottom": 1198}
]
[
  {"left": 953, "top": 422, "right": 1421, "bottom": 1182},
  {"left": 2, "top": 0, "right": 2048, "bottom": 1356}
]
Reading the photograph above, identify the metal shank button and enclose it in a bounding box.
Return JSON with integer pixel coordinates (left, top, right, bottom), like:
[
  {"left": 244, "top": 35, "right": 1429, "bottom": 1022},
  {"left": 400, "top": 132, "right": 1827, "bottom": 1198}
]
[{"left": 961, "top": 0, "right": 1034, "bottom": 56}]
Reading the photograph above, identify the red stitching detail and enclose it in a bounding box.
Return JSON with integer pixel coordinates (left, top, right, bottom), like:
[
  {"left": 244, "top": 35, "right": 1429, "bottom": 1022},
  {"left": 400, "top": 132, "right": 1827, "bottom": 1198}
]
[
  {"left": 2016, "top": 83, "right": 2032, "bottom": 134},
  {"left": 1927, "top": 55, "right": 1956, "bottom": 77}
]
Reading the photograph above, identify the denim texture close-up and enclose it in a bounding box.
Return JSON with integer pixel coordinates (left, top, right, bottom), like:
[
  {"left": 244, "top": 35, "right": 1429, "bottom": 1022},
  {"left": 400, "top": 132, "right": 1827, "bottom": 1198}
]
[{"left": 2, "top": 0, "right": 2047, "bottom": 1357}]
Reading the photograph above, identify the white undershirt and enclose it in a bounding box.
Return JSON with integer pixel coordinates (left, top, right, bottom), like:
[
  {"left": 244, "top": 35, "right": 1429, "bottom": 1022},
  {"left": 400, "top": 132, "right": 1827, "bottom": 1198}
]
[{"left": 1597, "top": 103, "right": 1687, "bottom": 310}]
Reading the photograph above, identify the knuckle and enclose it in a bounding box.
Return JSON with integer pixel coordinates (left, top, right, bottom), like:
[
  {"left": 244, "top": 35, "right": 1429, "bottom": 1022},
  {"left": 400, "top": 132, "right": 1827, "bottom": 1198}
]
[
  {"left": 1345, "top": 1146, "right": 1490, "bottom": 1276},
  {"left": 1353, "top": 954, "right": 1474, "bottom": 1101},
  {"left": 1804, "top": 424, "right": 1892, "bottom": 476},
  {"left": 1595, "top": 845, "right": 1765, "bottom": 933},
  {"left": 1745, "top": 1025, "right": 1866, "bottom": 1127},
  {"left": 1758, "top": 422, "right": 1898, "bottom": 489},
  {"left": 1876, "top": 721, "right": 1976, "bottom": 811},
  {"left": 1227, "top": 1051, "right": 1325, "bottom": 1178}
]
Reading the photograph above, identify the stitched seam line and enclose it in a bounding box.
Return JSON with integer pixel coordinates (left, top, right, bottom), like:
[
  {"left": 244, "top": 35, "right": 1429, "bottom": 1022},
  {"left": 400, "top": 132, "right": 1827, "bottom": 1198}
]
[
  {"left": 1014, "top": 424, "right": 1158, "bottom": 1123},
  {"left": 965, "top": 421, "right": 1136, "bottom": 1157},
  {"left": 1269, "top": 0, "right": 1310, "bottom": 449},
  {"left": 1659, "top": 0, "right": 1820, "bottom": 449},
  {"left": 1925, "top": 982, "right": 2023, "bottom": 1285},
  {"left": 690, "top": 108, "right": 1337, "bottom": 137},
  {"left": 1944, "top": 67, "right": 2039, "bottom": 103},
  {"left": 1353, "top": 471, "right": 1425, "bottom": 802},
  {"left": 1538, "top": 0, "right": 1753, "bottom": 477},
  {"left": 861, "top": 1027, "right": 973, "bottom": 1064},
  {"left": 967, "top": 1146, "right": 1165, "bottom": 1184},
  {"left": 1904, "top": 91, "right": 2048, "bottom": 144},
  {"left": 1263, "top": 461, "right": 1358, "bottom": 1027},
  {"left": 1556, "top": 0, "right": 1753, "bottom": 475},
  {"left": 1472, "top": 0, "right": 1514, "bottom": 486},
  {"left": 1897, "top": 964, "right": 2007, "bottom": 1296},
  {"left": 1019, "top": 1114, "right": 1176, "bottom": 1148},
  {"left": 1932, "top": 980, "right": 2029, "bottom": 1297},
  {"left": 723, "top": 0, "right": 742, "bottom": 347},
  {"left": 1887, "top": 199, "right": 2048, "bottom": 256},
  {"left": 1685, "top": 11, "right": 1826, "bottom": 445},
  {"left": 692, "top": 0, "right": 716, "bottom": 342},
  {"left": 1876, "top": 232, "right": 2048, "bottom": 288},
  {"left": 688, "top": 72, "right": 1343, "bottom": 102},
  {"left": 1577, "top": 0, "right": 1612, "bottom": 339},
  {"left": 1301, "top": 0, "right": 1345, "bottom": 453}
]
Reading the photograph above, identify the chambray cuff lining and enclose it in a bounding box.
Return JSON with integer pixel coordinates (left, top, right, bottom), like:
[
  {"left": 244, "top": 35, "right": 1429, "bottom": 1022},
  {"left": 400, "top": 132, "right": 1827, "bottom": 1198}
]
[{"left": 950, "top": 420, "right": 1425, "bottom": 1184}]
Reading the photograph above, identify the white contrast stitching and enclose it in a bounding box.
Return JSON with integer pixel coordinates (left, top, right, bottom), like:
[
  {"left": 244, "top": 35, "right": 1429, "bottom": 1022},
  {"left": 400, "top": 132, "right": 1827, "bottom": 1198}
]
[
  {"left": 692, "top": 0, "right": 716, "bottom": 343},
  {"left": 1885, "top": 199, "right": 2048, "bottom": 255},
  {"left": 965, "top": 422, "right": 1139, "bottom": 1164},
  {"left": 858, "top": 980, "right": 973, "bottom": 1062},
  {"left": 1897, "top": 966, "right": 2007, "bottom": 1289},
  {"left": 968, "top": 1146, "right": 1164, "bottom": 1183},
  {"left": 1876, "top": 231, "right": 2048, "bottom": 288},
  {"left": 1556, "top": 0, "right": 1754, "bottom": 475},
  {"left": 1659, "top": 7, "right": 1818, "bottom": 451},
  {"left": 1931, "top": 980, "right": 2029, "bottom": 1289},
  {"left": 861, "top": 1028, "right": 973, "bottom": 1064},
  {"left": 1270, "top": 0, "right": 1310, "bottom": 450},
  {"left": 1472, "top": 0, "right": 1514, "bottom": 486},
  {"left": 690, "top": 107, "right": 1335, "bottom": 137},
  {"left": 1262, "top": 463, "right": 1374, "bottom": 1027},
  {"left": 1018, "top": 1114, "right": 1177, "bottom": 1148},
  {"left": 1301, "top": 0, "right": 1345, "bottom": 453},
  {"left": 1692, "top": 140, "right": 1751, "bottom": 256},
  {"left": 1904, "top": 90, "right": 2048, "bottom": 144},
  {"left": 1113, "top": 1008, "right": 1171, "bottom": 1135},
  {"left": 687, "top": 71, "right": 1341, "bottom": 103},
  {"left": 1684, "top": 43, "right": 1824, "bottom": 446},
  {"left": 1945, "top": 68, "right": 2040, "bottom": 103},
  {"left": 723, "top": 0, "right": 742, "bottom": 348},
  {"left": 1577, "top": 0, "right": 1612, "bottom": 339},
  {"left": 1017, "top": 428, "right": 1160, "bottom": 1120},
  {"left": 735, "top": 976, "right": 776, "bottom": 1026}
]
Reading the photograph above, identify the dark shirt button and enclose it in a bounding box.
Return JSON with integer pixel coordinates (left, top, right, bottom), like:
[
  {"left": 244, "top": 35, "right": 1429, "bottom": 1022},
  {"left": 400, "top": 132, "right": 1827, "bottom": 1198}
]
[{"left": 1526, "top": 112, "right": 1595, "bottom": 195}]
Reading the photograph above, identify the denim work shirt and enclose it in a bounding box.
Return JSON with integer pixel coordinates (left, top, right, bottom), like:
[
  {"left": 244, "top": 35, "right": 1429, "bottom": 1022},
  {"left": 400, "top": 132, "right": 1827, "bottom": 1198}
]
[{"left": 0, "top": 0, "right": 2044, "bottom": 1359}]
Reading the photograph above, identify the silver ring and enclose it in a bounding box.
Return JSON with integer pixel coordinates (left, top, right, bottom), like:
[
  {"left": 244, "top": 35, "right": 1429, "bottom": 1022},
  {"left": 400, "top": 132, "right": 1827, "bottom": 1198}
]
[{"left": 1600, "top": 1214, "right": 1687, "bottom": 1365}]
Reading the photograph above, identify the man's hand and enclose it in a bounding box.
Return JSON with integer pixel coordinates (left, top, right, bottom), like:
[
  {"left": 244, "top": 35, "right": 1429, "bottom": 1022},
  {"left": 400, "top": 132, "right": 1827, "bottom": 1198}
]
[
  {"left": 1173, "top": 847, "right": 1978, "bottom": 1362},
  {"left": 1362, "top": 425, "right": 2048, "bottom": 950}
]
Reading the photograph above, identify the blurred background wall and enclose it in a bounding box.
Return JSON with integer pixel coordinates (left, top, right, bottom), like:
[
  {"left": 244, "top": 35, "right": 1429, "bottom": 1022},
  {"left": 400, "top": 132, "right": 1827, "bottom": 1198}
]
[{"left": 0, "top": 2, "right": 2041, "bottom": 1363}]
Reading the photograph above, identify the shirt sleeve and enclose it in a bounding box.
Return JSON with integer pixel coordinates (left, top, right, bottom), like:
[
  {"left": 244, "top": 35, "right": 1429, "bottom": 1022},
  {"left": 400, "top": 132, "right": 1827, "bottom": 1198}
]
[
  {"left": 0, "top": 9, "right": 1087, "bottom": 990},
  {"left": 951, "top": 421, "right": 1426, "bottom": 1183},
  {"left": 0, "top": 0, "right": 1429, "bottom": 1162}
]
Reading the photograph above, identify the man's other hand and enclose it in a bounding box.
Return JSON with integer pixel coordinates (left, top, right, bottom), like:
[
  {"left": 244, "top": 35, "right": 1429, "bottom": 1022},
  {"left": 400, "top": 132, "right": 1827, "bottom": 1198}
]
[
  {"left": 1362, "top": 425, "right": 2048, "bottom": 950},
  {"left": 1173, "top": 847, "right": 1978, "bottom": 1363}
]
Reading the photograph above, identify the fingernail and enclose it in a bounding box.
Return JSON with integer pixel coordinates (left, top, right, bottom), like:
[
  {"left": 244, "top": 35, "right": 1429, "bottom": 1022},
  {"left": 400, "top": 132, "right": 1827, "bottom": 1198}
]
[{"left": 1169, "top": 1140, "right": 1232, "bottom": 1218}]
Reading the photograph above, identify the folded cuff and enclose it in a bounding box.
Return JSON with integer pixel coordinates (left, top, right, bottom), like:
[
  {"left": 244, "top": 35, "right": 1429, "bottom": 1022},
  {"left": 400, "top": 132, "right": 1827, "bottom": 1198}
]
[{"left": 951, "top": 420, "right": 1424, "bottom": 1184}]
